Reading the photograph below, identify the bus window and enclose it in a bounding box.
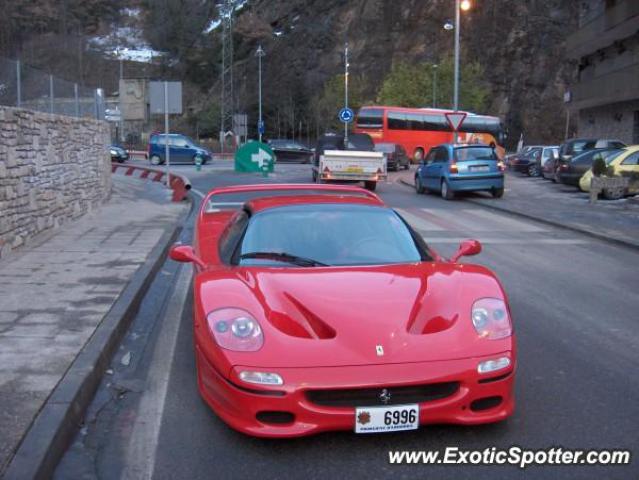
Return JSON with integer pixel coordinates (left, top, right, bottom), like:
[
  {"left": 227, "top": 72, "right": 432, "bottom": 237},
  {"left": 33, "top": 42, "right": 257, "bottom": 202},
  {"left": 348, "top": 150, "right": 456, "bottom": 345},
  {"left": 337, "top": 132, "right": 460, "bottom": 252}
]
[
  {"left": 356, "top": 108, "right": 384, "bottom": 129},
  {"left": 388, "top": 111, "right": 408, "bottom": 130}
]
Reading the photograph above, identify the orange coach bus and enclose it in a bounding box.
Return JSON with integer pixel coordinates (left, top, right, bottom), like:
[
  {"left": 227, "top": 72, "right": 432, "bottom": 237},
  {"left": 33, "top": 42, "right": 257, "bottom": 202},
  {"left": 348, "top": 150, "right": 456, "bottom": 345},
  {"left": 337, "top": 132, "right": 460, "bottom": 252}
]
[{"left": 354, "top": 106, "right": 506, "bottom": 162}]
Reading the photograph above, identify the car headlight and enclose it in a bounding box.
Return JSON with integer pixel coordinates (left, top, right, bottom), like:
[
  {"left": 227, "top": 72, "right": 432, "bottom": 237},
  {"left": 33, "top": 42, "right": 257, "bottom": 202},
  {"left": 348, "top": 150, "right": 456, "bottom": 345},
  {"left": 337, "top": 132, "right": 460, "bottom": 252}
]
[
  {"left": 110, "top": 149, "right": 118, "bottom": 156},
  {"left": 207, "top": 308, "right": 264, "bottom": 351},
  {"left": 471, "top": 298, "right": 512, "bottom": 339}
]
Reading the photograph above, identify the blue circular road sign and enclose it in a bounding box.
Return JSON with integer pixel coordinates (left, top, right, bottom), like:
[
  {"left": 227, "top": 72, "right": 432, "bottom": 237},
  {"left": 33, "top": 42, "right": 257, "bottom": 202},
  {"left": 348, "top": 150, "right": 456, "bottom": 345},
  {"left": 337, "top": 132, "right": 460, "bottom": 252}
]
[{"left": 339, "top": 107, "right": 354, "bottom": 124}]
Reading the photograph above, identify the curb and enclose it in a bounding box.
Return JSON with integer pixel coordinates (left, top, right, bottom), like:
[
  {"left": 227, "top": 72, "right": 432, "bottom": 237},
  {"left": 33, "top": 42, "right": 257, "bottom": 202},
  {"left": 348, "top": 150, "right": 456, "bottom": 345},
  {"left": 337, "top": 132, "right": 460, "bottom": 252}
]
[
  {"left": 397, "top": 178, "right": 639, "bottom": 252},
  {"left": 3, "top": 206, "right": 188, "bottom": 480}
]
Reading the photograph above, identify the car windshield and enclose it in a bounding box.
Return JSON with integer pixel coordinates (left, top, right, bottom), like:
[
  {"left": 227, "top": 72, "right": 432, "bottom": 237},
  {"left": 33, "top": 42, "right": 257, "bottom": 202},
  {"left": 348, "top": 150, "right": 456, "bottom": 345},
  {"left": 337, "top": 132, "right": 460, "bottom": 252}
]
[
  {"left": 272, "top": 140, "right": 301, "bottom": 148},
  {"left": 238, "top": 204, "right": 426, "bottom": 267},
  {"left": 602, "top": 150, "right": 625, "bottom": 164},
  {"left": 454, "top": 147, "right": 498, "bottom": 162},
  {"left": 374, "top": 144, "right": 395, "bottom": 153}
]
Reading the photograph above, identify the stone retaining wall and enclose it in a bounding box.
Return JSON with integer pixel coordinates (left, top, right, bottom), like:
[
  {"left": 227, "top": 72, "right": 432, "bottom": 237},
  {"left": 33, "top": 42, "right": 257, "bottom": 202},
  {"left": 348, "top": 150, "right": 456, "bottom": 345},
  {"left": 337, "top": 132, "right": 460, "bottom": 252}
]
[{"left": 0, "top": 107, "right": 111, "bottom": 258}]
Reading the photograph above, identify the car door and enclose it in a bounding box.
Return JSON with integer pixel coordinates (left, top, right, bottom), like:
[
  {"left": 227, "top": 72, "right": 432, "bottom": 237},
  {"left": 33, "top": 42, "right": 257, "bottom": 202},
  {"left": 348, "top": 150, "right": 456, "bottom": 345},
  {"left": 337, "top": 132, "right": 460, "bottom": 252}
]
[
  {"left": 171, "top": 135, "right": 191, "bottom": 163},
  {"left": 617, "top": 151, "right": 639, "bottom": 194},
  {"left": 397, "top": 145, "right": 409, "bottom": 167},
  {"left": 424, "top": 147, "right": 446, "bottom": 189},
  {"left": 417, "top": 148, "right": 434, "bottom": 185}
]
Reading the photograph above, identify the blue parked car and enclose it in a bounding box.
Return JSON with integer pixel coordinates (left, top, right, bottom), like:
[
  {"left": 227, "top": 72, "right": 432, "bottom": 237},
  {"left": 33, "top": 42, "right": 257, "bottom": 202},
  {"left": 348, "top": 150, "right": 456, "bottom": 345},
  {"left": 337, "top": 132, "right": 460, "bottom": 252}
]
[
  {"left": 415, "top": 144, "right": 505, "bottom": 200},
  {"left": 148, "top": 133, "right": 212, "bottom": 166}
]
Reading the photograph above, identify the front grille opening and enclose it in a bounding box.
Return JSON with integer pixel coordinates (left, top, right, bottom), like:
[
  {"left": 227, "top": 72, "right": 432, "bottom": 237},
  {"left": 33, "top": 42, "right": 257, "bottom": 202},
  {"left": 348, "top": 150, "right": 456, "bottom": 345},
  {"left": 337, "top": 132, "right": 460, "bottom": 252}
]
[
  {"left": 470, "top": 396, "right": 502, "bottom": 412},
  {"left": 478, "top": 371, "right": 512, "bottom": 384},
  {"left": 306, "top": 381, "right": 459, "bottom": 407},
  {"left": 256, "top": 411, "right": 295, "bottom": 425}
]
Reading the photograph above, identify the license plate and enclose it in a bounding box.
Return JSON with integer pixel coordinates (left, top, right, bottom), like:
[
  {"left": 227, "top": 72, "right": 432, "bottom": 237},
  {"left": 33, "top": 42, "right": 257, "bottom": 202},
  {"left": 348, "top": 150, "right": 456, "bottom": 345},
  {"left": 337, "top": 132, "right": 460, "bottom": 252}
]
[
  {"left": 355, "top": 404, "right": 419, "bottom": 433},
  {"left": 470, "top": 165, "right": 490, "bottom": 172},
  {"left": 345, "top": 166, "right": 364, "bottom": 173}
]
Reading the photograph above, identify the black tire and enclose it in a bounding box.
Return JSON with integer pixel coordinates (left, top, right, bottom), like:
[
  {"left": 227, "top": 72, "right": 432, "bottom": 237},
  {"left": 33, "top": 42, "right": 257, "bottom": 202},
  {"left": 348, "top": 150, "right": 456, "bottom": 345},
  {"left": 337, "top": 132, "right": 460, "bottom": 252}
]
[
  {"left": 441, "top": 179, "right": 454, "bottom": 200},
  {"left": 492, "top": 187, "right": 504, "bottom": 198},
  {"left": 312, "top": 170, "right": 318, "bottom": 182},
  {"left": 527, "top": 165, "right": 539, "bottom": 177},
  {"left": 150, "top": 155, "right": 162, "bottom": 166},
  {"left": 364, "top": 181, "right": 377, "bottom": 191},
  {"left": 413, "top": 148, "right": 424, "bottom": 164},
  {"left": 415, "top": 176, "right": 425, "bottom": 194},
  {"left": 117, "top": 158, "right": 125, "bottom": 164}
]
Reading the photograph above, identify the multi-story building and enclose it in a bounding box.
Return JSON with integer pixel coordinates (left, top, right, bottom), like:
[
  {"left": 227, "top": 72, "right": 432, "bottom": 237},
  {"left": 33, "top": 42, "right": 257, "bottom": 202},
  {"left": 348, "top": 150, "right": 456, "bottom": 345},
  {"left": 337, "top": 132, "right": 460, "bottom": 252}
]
[{"left": 566, "top": 0, "right": 639, "bottom": 144}]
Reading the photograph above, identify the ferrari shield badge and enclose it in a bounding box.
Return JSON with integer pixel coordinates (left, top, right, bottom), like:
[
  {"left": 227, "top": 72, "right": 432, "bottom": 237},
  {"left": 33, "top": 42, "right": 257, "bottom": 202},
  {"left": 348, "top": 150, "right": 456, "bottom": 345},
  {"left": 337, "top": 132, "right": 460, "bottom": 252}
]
[{"left": 376, "top": 344, "right": 384, "bottom": 356}]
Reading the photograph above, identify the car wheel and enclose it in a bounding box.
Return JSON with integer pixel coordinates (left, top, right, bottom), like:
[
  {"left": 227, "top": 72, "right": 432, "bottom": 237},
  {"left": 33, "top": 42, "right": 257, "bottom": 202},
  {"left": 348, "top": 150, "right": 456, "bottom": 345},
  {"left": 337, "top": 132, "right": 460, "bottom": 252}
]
[
  {"left": 527, "top": 165, "right": 539, "bottom": 177},
  {"left": 441, "top": 179, "right": 454, "bottom": 200},
  {"left": 117, "top": 158, "right": 125, "bottom": 164},
  {"left": 150, "top": 155, "right": 162, "bottom": 166},
  {"left": 364, "top": 181, "right": 377, "bottom": 191},
  {"left": 413, "top": 148, "right": 424, "bottom": 164},
  {"left": 312, "top": 170, "right": 318, "bottom": 182},
  {"left": 492, "top": 187, "right": 504, "bottom": 198},
  {"left": 415, "top": 176, "right": 425, "bottom": 194}
]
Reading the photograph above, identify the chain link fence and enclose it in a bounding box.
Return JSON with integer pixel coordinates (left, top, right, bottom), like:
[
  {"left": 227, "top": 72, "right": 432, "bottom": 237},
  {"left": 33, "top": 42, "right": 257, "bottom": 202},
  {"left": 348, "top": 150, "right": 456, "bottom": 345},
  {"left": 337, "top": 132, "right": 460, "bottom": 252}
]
[{"left": 0, "top": 56, "right": 105, "bottom": 119}]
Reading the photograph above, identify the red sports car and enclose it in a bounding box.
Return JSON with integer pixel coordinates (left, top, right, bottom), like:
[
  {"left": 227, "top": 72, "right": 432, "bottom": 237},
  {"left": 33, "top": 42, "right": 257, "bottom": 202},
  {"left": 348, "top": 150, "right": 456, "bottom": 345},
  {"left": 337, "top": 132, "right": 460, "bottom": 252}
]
[{"left": 170, "top": 184, "right": 516, "bottom": 437}]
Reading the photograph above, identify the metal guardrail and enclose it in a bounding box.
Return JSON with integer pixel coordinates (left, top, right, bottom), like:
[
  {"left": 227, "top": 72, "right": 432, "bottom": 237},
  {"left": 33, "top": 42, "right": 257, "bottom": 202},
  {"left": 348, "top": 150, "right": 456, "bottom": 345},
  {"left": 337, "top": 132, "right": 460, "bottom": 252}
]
[
  {"left": 0, "top": 56, "right": 104, "bottom": 119},
  {"left": 111, "top": 163, "right": 192, "bottom": 202}
]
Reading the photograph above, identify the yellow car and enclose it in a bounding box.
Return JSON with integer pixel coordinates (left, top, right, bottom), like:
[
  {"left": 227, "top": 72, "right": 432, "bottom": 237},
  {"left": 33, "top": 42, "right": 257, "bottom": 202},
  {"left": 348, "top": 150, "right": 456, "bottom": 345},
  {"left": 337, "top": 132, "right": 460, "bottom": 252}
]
[{"left": 579, "top": 145, "right": 639, "bottom": 194}]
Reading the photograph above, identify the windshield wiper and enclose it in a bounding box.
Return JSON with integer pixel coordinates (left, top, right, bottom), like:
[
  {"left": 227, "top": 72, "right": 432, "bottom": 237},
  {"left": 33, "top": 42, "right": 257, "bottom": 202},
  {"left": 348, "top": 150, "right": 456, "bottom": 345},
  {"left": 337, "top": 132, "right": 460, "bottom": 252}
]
[{"left": 239, "top": 251, "right": 329, "bottom": 267}]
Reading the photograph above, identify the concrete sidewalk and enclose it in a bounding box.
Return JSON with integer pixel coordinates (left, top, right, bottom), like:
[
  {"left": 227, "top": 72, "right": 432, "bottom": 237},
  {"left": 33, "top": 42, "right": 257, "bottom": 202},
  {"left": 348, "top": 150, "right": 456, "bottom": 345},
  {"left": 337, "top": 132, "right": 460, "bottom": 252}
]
[
  {"left": 0, "top": 175, "right": 188, "bottom": 475},
  {"left": 391, "top": 167, "right": 639, "bottom": 250}
]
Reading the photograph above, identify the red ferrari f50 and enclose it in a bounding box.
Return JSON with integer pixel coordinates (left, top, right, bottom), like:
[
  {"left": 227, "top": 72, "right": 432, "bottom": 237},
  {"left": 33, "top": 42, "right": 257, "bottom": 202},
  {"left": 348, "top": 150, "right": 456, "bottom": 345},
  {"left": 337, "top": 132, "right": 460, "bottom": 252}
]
[{"left": 170, "top": 184, "right": 515, "bottom": 437}]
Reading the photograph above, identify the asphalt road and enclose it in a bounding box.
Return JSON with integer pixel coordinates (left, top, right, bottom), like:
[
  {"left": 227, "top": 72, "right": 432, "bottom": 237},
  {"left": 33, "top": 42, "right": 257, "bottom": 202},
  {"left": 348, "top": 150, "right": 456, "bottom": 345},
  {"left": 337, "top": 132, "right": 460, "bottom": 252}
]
[{"left": 56, "top": 163, "right": 639, "bottom": 480}]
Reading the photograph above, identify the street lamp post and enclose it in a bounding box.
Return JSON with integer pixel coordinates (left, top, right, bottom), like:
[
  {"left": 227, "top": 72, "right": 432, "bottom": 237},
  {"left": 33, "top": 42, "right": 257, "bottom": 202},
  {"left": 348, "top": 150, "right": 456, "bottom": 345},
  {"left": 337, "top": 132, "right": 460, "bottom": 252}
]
[
  {"left": 432, "top": 64, "right": 438, "bottom": 108},
  {"left": 115, "top": 47, "right": 128, "bottom": 144},
  {"left": 255, "top": 44, "right": 265, "bottom": 142},
  {"left": 453, "top": 0, "right": 461, "bottom": 113},
  {"left": 452, "top": 0, "right": 471, "bottom": 142},
  {"left": 344, "top": 42, "right": 349, "bottom": 146}
]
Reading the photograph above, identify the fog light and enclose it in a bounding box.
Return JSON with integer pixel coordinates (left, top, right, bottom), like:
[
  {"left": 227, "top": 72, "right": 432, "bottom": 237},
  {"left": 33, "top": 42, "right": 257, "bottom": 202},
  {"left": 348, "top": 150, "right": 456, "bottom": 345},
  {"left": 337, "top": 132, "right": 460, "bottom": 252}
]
[
  {"left": 239, "top": 371, "right": 284, "bottom": 385},
  {"left": 477, "top": 357, "right": 510, "bottom": 374}
]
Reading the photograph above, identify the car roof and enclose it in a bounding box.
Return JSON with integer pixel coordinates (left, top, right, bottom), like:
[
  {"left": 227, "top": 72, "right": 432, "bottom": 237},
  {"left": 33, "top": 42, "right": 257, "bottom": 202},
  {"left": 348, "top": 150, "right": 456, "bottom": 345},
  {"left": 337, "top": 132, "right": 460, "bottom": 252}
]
[
  {"left": 440, "top": 143, "right": 492, "bottom": 149},
  {"left": 245, "top": 194, "right": 384, "bottom": 214}
]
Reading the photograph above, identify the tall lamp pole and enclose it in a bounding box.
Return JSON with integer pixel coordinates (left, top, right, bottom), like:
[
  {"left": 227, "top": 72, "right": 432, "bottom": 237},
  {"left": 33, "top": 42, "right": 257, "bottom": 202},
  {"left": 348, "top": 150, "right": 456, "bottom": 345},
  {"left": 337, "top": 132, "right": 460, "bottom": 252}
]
[
  {"left": 344, "top": 42, "right": 349, "bottom": 145},
  {"left": 453, "top": 0, "right": 471, "bottom": 141},
  {"left": 453, "top": 0, "right": 461, "bottom": 112},
  {"left": 256, "top": 44, "right": 265, "bottom": 142},
  {"left": 115, "top": 47, "right": 127, "bottom": 144},
  {"left": 432, "top": 64, "right": 438, "bottom": 108}
]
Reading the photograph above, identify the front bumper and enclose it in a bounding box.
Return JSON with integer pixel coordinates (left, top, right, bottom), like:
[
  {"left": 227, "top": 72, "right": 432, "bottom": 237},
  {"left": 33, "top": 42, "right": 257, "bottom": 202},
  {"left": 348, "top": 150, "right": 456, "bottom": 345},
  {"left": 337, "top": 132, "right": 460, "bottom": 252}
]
[
  {"left": 196, "top": 346, "right": 515, "bottom": 437},
  {"left": 320, "top": 173, "right": 386, "bottom": 182}
]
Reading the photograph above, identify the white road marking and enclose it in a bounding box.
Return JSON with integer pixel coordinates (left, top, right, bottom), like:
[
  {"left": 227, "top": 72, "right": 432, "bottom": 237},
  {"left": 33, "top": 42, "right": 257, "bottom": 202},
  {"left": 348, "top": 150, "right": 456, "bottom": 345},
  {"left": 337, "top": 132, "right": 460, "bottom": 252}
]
[
  {"left": 191, "top": 188, "right": 205, "bottom": 198},
  {"left": 122, "top": 264, "right": 192, "bottom": 480},
  {"left": 395, "top": 208, "right": 445, "bottom": 231},
  {"left": 460, "top": 208, "right": 546, "bottom": 232}
]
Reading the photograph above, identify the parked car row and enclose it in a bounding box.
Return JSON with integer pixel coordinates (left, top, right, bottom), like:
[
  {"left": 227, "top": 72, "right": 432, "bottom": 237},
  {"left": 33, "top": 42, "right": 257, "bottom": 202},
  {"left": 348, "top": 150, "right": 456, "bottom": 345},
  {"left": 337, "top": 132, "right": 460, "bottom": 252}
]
[{"left": 510, "top": 138, "right": 639, "bottom": 197}]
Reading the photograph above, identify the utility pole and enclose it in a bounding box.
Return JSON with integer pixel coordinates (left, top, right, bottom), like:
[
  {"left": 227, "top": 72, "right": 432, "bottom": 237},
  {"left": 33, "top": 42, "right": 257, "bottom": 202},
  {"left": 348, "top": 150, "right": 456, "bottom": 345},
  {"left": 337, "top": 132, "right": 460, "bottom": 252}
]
[
  {"left": 220, "top": 0, "right": 236, "bottom": 154},
  {"left": 256, "top": 44, "right": 265, "bottom": 142},
  {"left": 454, "top": 0, "right": 460, "bottom": 113},
  {"left": 344, "top": 42, "right": 349, "bottom": 146},
  {"left": 432, "top": 64, "right": 438, "bottom": 108}
]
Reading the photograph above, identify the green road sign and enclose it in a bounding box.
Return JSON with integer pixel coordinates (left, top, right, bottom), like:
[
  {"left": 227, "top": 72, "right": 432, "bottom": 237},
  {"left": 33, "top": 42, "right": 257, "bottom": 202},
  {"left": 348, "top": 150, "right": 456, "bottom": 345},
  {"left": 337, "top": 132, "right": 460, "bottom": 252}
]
[{"left": 234, "top": 141, "right": 275, "bottom": 173}]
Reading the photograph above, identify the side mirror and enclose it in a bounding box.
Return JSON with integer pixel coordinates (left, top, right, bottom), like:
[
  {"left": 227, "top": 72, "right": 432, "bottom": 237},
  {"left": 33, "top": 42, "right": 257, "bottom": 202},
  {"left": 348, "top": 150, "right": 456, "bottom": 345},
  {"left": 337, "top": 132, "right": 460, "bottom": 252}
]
[
  {"left": 169, "top": 244, "right": 206, "bottom": 269},
  {"left": 450, "top": 239, "right": 482, "bottom": 263}
]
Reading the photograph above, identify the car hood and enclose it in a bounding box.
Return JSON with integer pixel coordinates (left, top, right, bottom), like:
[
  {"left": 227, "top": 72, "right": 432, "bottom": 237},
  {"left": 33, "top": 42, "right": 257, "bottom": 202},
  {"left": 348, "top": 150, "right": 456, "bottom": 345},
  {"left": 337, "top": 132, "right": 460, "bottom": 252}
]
[{"left": 196, "top": 263, "right": 510, "bottom": 368}]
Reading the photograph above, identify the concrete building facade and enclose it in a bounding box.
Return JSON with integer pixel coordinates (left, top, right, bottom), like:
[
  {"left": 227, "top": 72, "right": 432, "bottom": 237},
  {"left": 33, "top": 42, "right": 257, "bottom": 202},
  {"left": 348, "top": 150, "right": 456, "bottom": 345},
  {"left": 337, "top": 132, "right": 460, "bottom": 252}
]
[{"left": 566, "top": 0, "right": 639, "bottom": 144}]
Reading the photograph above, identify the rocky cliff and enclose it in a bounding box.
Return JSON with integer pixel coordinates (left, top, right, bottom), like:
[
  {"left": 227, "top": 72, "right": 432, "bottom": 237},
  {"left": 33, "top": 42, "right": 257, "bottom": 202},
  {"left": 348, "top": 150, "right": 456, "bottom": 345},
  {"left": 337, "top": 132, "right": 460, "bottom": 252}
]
[{"left": 231, "top": 0, "right": 579, "bottom": 146}]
